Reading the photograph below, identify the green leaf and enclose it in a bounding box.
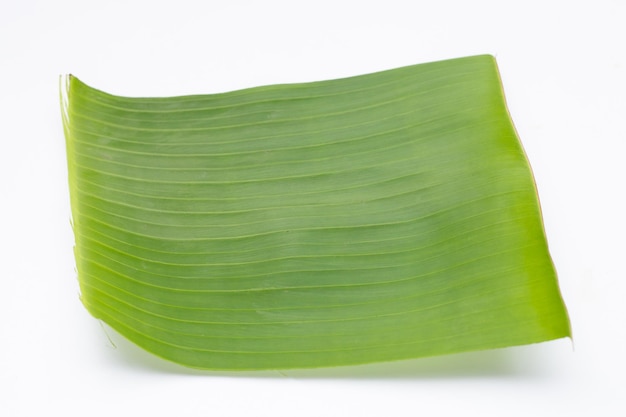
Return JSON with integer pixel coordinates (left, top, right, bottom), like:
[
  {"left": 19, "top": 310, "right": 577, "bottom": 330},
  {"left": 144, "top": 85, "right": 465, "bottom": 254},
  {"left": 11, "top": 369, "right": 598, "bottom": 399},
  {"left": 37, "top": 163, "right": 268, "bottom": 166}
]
[{"left": 62, "top": 55, "right": 570, "bottom": 370}]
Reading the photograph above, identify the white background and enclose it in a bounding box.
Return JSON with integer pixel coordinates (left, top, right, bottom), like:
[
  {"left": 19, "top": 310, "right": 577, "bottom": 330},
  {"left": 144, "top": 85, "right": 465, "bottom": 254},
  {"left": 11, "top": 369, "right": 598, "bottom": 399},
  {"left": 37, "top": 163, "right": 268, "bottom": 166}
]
[{"left": 1, "top": 0, "right": 625, "bottom": 415}]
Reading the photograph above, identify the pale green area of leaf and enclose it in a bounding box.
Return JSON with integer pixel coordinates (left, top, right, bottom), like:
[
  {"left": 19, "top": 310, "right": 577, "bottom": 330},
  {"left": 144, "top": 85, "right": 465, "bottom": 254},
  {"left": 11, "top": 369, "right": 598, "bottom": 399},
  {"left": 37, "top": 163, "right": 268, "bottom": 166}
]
[{"left": 62, "top": 55, "right": 570, "bottom": 370}]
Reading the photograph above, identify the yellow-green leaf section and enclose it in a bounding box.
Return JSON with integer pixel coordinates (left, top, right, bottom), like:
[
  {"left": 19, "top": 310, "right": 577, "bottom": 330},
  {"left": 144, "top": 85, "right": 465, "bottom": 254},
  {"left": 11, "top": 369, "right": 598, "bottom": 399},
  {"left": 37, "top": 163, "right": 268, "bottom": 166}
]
[{"left": 62, "top": 55, "right": 570, "bottom": 370}]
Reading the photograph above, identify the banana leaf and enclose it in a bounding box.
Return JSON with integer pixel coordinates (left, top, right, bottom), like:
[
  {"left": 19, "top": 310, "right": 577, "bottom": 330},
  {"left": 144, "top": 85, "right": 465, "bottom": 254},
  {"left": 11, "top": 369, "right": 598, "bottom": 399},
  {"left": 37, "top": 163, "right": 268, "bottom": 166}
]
[{"left": 61, "top": 55, "right": 570, "bottom": 370}]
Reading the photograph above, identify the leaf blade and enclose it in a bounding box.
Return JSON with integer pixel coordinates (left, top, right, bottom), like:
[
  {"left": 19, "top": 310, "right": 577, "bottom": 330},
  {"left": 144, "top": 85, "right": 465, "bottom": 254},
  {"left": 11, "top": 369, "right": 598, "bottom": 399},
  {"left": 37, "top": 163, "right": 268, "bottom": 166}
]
[{"left": 64, "top": 55, "right": 570, "bottom": 370}]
